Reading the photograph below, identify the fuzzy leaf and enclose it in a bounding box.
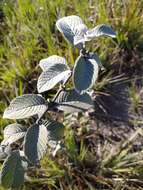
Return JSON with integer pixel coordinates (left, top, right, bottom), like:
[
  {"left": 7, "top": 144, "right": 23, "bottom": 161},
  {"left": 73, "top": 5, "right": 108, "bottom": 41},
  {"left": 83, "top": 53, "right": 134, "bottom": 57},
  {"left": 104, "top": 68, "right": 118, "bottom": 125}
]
[
  {"left": 3, "top": 94, "right": 48, "bottom": 119},
  {"left": 39, "top": 55, "right": 69, "bottom": 71},
  {"left": 86, "top": 24, "right": 116, "bottom": 39},
  {"left": 0, "top": 151, "right": 25, "bottom": 189},
  {"left": 1, "top": 133, "right": 26, "bottom": 147},
  {"left": 55, "top": 89, "right": 93, "bottom": 113},
  {"left": 73, "top": 53, "right": 99, "bottom": 94},
  {"left": 1, "top": 123, "right": 26, "bottom": 146},
  {"left": 37, "top": 64, "right": 71, "bottom": 93},
  {"left": 24, "top": 124, "right": 48, "bottom": 164},
  {"left": 56, "top": 15, "right": 88, "bottom": 48},
  {"left": 3, "top": 123, "right": 26, "bottom": 139}
]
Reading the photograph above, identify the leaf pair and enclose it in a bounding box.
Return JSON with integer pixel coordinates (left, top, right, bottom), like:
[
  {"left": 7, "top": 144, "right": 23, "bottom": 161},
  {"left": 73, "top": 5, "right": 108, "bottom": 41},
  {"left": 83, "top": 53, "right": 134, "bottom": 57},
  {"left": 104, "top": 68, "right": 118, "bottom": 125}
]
[
  {"left": 37, "top": 55, "right": 71, "bottom": 93},
  {"left": 38, "top": 53, "right": 100, "bottom": 95},
  {"left": 3, "top": 89, "right": 93, "bottom": 123},
  {"left": 56, "top": 15, "right": 116, "bottom": 48}
]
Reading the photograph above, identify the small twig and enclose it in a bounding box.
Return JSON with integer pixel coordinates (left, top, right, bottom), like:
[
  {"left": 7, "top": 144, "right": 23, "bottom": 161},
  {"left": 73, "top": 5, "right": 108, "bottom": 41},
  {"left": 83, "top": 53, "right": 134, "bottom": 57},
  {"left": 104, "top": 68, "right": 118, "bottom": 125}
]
[
  {"left": 52, "top": 86, "right": 64, "bottom": 103},
  {"left": 36, "top": 106, "right": 49, "bottom": 125},
  {"left": 52, "top": 71, "right": 72, "bottom": 102},
  {"left": 63, "top": 71, "right": 72, "bottom": 86},
  {"left": 80, "top": 48, "right": 89, "bottom": 57}
]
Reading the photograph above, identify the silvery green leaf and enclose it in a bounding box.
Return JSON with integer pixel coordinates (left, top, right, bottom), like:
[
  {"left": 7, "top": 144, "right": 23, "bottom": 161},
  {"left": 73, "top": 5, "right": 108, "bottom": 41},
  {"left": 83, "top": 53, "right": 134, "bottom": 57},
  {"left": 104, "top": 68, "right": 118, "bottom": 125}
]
[
  {"left": 37, "top": 64, "right": 71, "bottom": 93},
  {"left": 56, "top": 15, "right": 88, "bottom": 48},
  {"left": 1, "top": 123, "right": 27, "bottom": 146},
  {"left": 24, "top": 124, "right": 48, "bottom": 164},
  {"left": 1, "top": 133, "right": 26, "bottom": 146},
  {"left": 55, "top": 89, "right": 93, "bottom": 113},
  {"left": 3, "top": 94, "right": 48, "bottom": 119},
  {"left": 73, "top": 53, "right": 99, "bottom": 94},
  {"left": 43, "top": 120, "right": 65, "bottom": 141},
  {"left": 39, "top": 55, "right": 69, "bottom": 71},
  {"left": 0, "top": 151, "right": 25, "bottom": 189},
  {"left": 86, "top": 24, "right": 116, "bottom": 39},
  {"left": 3, "top": 123, "right": 27, "bottom": 139}
]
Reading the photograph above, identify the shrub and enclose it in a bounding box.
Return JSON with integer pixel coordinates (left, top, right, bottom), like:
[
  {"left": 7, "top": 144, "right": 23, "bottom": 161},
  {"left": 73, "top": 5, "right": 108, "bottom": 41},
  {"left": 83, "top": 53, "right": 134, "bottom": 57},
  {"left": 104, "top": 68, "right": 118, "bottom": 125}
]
[{"left": 0, "top": 15, "right": 116, "bottom": 189}]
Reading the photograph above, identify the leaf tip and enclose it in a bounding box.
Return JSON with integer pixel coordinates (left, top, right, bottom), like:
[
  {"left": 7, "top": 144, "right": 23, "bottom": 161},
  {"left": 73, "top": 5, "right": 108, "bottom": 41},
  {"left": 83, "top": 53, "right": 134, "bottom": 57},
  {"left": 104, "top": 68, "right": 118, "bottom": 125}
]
[{"left": 3, "top": 109, "right": 8, "bottom": 119}]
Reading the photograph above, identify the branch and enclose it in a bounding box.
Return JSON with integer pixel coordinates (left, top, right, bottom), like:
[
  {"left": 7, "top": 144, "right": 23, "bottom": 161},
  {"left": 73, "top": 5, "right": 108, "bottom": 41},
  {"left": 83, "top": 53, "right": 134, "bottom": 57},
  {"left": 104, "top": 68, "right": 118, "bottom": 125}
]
[
  {"left": 52, "top": 71, "right": 72, "bottom": 102},
  {"left": 36, "top": 106, "right": 49, "bottom": 125}
]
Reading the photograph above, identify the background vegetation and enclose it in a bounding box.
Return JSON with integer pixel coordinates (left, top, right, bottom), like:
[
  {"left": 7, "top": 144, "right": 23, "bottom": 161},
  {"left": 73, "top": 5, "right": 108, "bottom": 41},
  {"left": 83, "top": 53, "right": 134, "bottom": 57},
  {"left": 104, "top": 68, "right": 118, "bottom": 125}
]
[{"left": 1, "top": 0, "right": 143, "bottom": 189}]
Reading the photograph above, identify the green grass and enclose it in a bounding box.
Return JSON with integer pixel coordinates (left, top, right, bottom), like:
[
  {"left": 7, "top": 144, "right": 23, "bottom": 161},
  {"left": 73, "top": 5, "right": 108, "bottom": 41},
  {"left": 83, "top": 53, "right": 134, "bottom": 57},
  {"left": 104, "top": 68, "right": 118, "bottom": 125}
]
[{"left": 1, "top": 0, "right": 143, "bottom": 189}]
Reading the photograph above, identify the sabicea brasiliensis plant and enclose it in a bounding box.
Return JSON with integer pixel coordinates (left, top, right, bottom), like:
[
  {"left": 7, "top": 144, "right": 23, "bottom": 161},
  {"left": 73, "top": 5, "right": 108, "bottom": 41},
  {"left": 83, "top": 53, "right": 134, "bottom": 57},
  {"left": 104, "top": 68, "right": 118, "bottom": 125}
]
[{"left": 0, "top": 15, "right": 116, "bottom": 189}]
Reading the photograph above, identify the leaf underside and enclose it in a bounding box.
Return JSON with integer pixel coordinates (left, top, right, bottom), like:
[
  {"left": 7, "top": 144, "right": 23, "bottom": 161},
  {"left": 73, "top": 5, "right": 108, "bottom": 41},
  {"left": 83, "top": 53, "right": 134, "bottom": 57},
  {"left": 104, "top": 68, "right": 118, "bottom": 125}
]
[
  {"left": 56, "top": 16, "right": 116, "bottom": 48},
  {"left": 1, "top": 123, "right": 27, "bottom": 146},
  {"left": 56, "top": 15, "right": 87, "bottom": 48},
  {"left": 86, "top": 24, "right": 116, "bottom": 39},
  {"left": 37, "top": 64, "right": 71, "bottom": 93},
  {"left": 24, "top": 124, "right": 48, "bottom": 164},
  {"left": 39, "top": 55, "right": 69, "bottom": 71},
  {"left": 73, "top": 54, "right": 99, "bottom": 94},
  {"left": 3, "top": 123, "right": 27, "bottom": 139},
  {"left": 55, "top": 88, "right": 93, "bottom": 113},
  {"left": 3, "top": 94, "right": 47, "bottom": 119}
]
